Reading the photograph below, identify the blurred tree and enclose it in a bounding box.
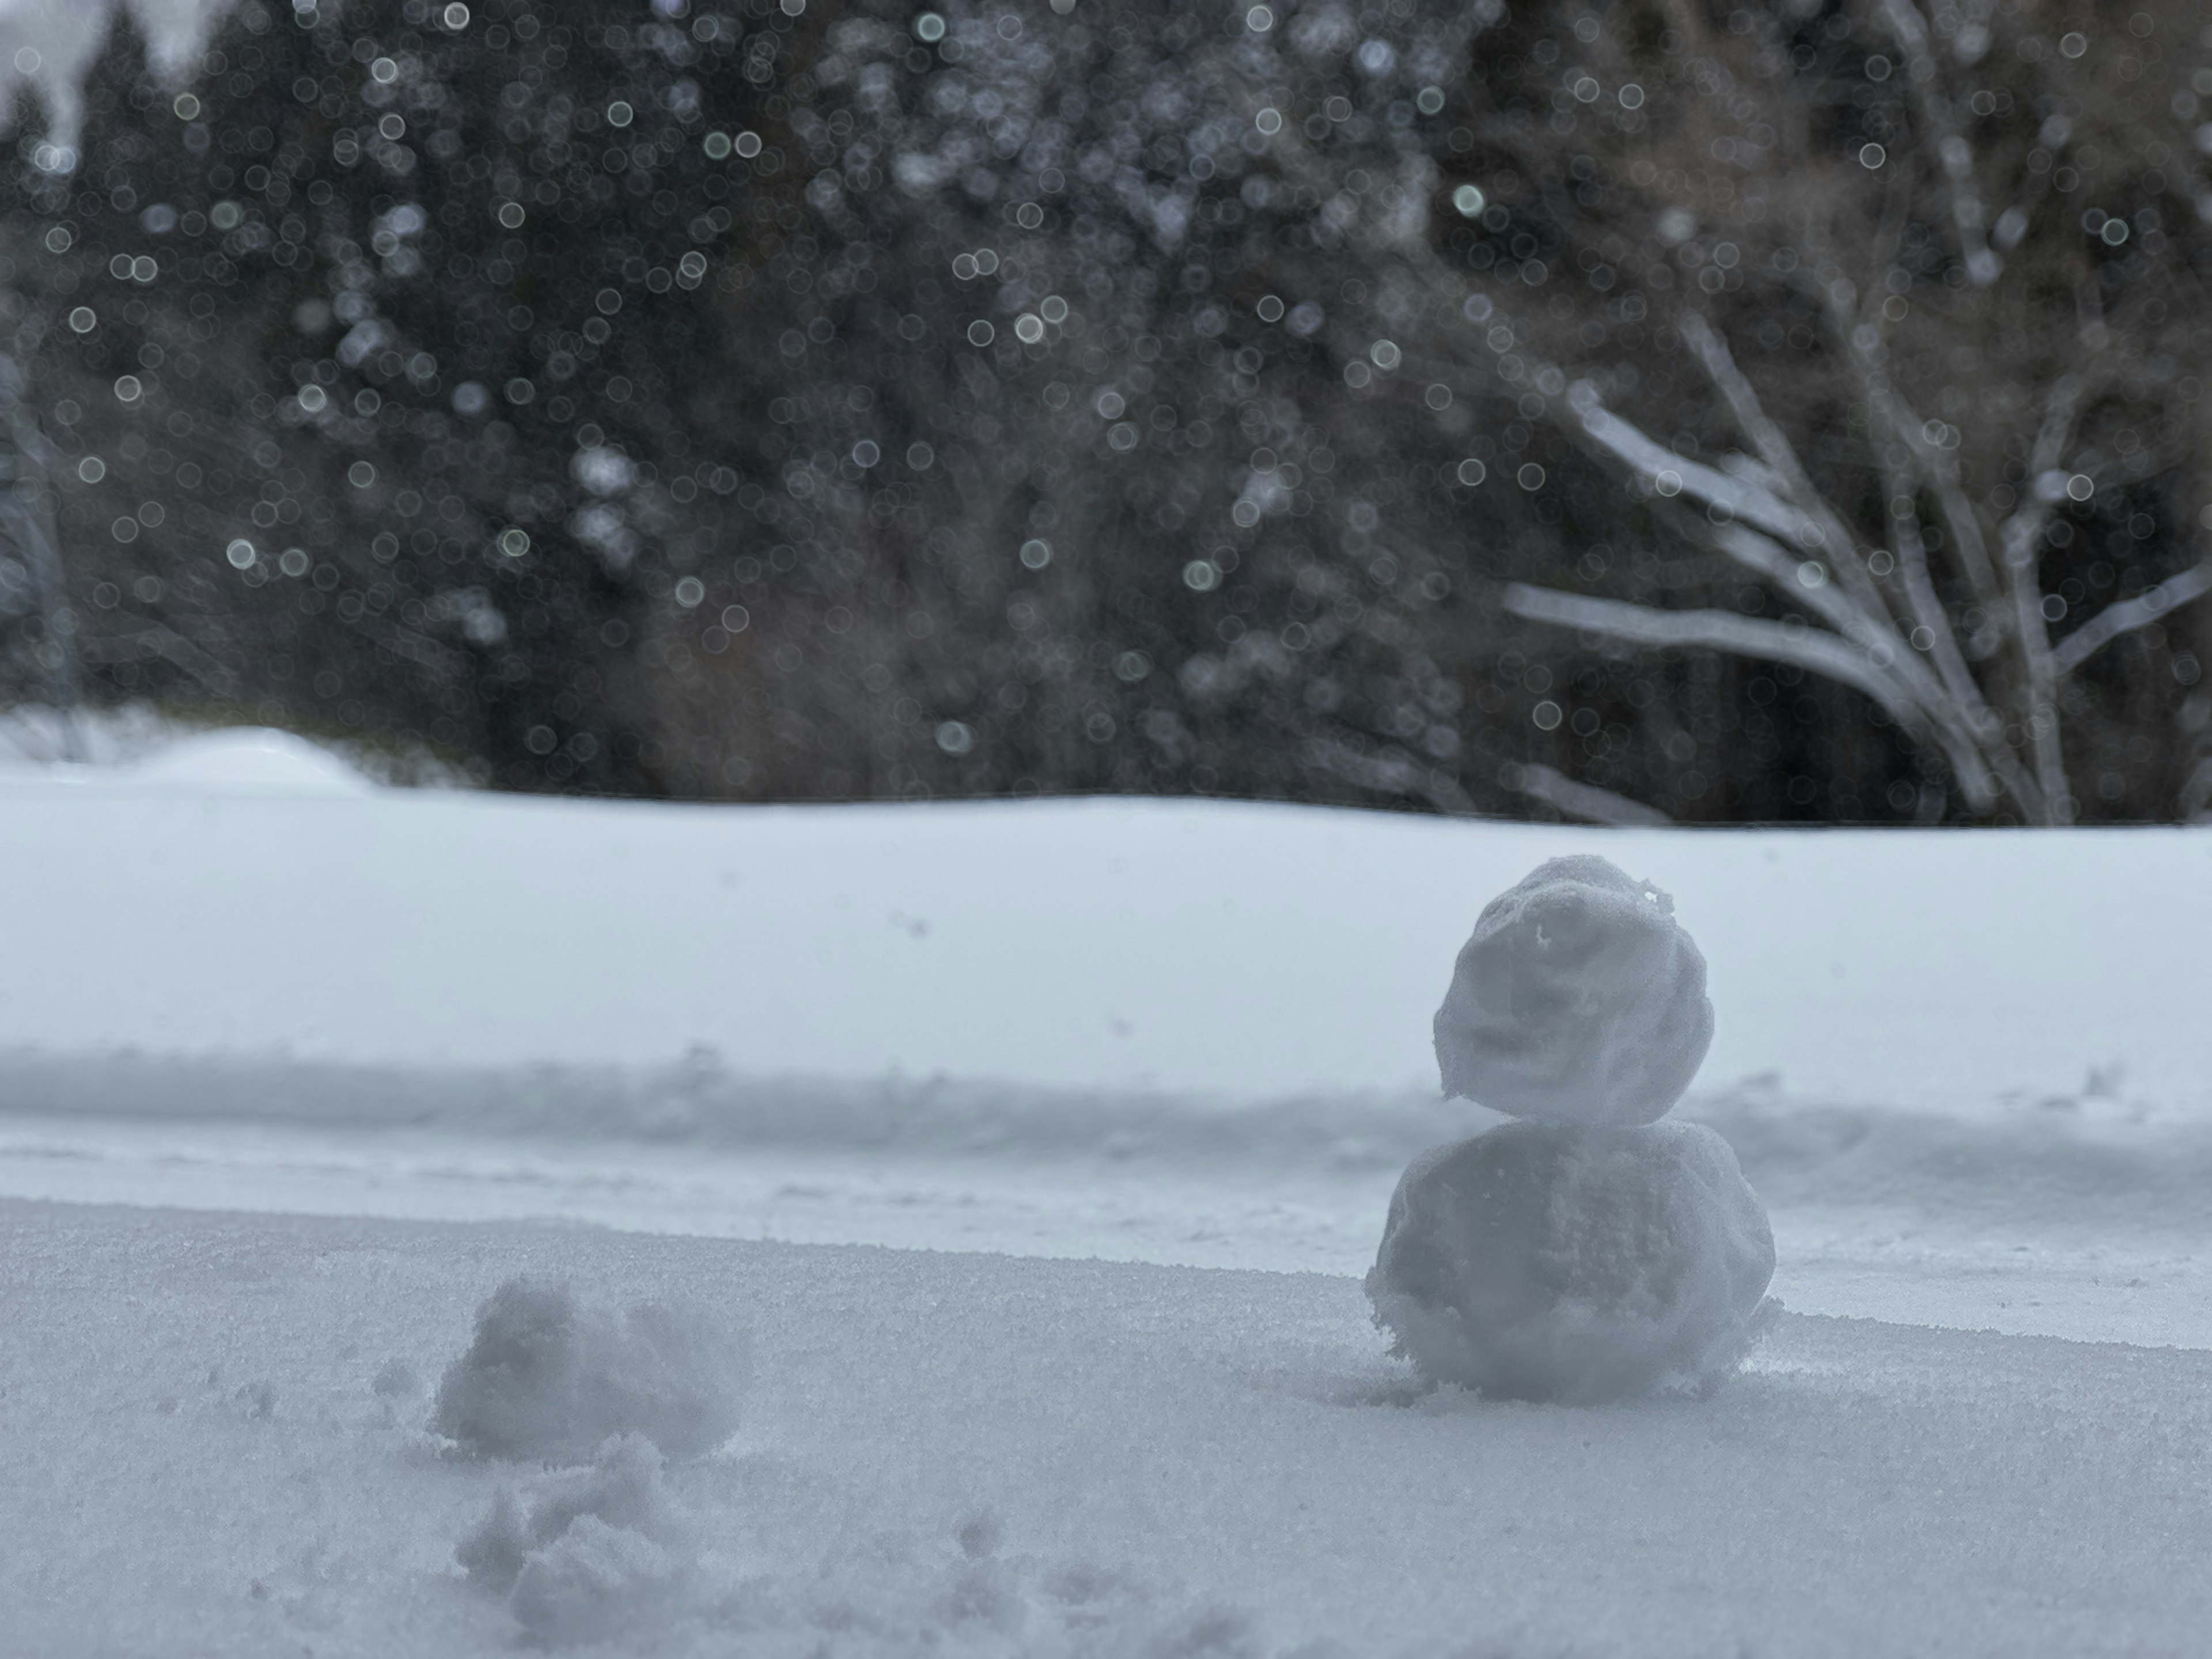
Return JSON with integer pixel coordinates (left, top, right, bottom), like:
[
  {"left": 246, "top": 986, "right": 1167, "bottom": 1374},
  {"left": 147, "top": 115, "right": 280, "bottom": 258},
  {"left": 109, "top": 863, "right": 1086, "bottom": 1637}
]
[{"left": 2, "top": 0, "right": 2206, "bottom": 823}]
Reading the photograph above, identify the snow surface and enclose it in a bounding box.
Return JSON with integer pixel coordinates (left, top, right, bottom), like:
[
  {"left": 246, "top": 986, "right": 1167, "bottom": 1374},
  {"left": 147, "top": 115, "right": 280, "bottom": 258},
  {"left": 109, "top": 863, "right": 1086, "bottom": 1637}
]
[
  {"left": 1432, "top": 855, "right": 1713, "bottom": 1125},
  {"left": 2, "top": 752, "right": 2209, "bottom": 1646},
  {"left": 6, "top": 1199, "right": 2211, "bottom": 1658},
  {"left": 0, "top": 764, "right": 2206, "bottom": 1113}
]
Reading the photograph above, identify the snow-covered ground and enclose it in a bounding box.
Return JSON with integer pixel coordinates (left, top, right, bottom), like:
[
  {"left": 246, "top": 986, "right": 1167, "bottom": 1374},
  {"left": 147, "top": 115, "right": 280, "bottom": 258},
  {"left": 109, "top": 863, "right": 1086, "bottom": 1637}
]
[
  {"left": 4, "top": 732, "right": 2210, "bottom": 1650},
  {"left": 8, "top": 1200, "right": 2211, "bottom": 1658}
]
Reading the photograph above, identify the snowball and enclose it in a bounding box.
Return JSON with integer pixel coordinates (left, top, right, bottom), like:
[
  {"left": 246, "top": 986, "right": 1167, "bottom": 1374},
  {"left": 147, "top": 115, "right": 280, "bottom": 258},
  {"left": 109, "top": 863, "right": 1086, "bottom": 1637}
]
[
  {"left": 431, "top": 1278, "right": 745, "bottom": 1463},
  {"left": 1433, "top": 855, "right": 1714, "bottom": 1126},
  {"left": 1366, "top": 1120, "right": 1774, "bottom": 1403}
]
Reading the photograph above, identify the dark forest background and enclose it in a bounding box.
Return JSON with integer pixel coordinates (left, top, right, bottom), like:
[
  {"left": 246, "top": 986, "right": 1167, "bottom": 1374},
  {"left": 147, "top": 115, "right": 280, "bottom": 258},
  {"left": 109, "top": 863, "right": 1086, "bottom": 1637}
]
[{"left": 0, "top": 0, "right": 2207, "bottom": 823}]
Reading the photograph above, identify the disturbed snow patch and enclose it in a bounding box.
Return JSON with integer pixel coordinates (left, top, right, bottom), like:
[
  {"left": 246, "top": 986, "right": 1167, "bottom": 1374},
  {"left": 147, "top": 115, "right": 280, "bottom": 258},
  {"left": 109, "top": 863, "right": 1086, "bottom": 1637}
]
[
  {"left": 458, "top": 1433, "right": 687, "bottom": 1645},
  {"left": 432, "top": 1277, "right": 746, "bottom": 1463}
]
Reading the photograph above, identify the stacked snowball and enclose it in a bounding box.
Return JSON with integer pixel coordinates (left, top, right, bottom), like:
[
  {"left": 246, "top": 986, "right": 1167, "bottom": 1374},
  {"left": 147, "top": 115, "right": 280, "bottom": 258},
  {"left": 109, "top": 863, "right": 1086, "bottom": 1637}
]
[{"left": 1366, "top": 855, "right": 1774, "bottom": 1403}]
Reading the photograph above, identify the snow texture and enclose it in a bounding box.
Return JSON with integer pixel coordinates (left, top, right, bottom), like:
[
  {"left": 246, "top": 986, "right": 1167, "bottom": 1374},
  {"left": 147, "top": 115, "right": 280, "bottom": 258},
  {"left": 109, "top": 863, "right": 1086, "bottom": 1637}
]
[
  {"left": 510, "top": 1514, "right": 683, "bottom": 1646},
  {"left": 431, "top": 1278, "right": 745, "bottom": 1464},
  {"left": 1368, "top": 1121, "right": 1775, "bottom": 1402},
  {"left": 9, "top": 1199, "right": 2212, "bottom": 1657},
  {"left": 1433, "top": 855, "right": 1714, "bottom": 1125}
]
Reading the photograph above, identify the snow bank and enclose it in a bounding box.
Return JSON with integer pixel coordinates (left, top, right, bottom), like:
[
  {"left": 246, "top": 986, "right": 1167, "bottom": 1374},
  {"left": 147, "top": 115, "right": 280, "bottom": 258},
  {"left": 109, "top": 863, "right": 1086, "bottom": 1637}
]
[
  {"left": 431, "top": 1278, "right": 745, "bottom": 1464},
  {"left": 1433, "top": 855, "right": 1713, "bottom": 1125},
  {"left": 10, "top": 1048, "right": 2212, "bottom": 1241},
  {"left": 0, "top": 783, "right": 2206, "bottom": 1115}
]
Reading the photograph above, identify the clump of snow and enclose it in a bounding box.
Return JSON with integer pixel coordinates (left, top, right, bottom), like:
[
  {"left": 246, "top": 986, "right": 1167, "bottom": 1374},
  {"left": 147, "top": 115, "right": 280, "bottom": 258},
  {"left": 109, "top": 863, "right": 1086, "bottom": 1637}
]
[
  {"left": 431, "top": 1278, "right": 745, "bottom": 1463},
  {"left": 457, "top": 1433, "right": 686, "bottom": 1645},
  {"left": 1433, "top": 854, "right": 1713, "bottom": 1126},
  {"left": 511, "top": 1514, "right": 683, "bottom": 1645},
  {"left": 1366, "top": 1121, "right": 1774, "bottom": 1402}
]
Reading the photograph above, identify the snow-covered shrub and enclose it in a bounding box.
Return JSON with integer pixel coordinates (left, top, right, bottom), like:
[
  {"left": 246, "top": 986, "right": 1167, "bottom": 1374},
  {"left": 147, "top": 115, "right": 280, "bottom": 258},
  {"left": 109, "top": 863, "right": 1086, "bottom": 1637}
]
[
  {"left": 431, "top": 1278, "right": 744, "bottom": 1463},
  {"left": 1366, "top": 1121, "right": 1774, "bottom": 1403},
  {"left": 1433, "top": 856, "right": 1713, "bottom": 1127}
]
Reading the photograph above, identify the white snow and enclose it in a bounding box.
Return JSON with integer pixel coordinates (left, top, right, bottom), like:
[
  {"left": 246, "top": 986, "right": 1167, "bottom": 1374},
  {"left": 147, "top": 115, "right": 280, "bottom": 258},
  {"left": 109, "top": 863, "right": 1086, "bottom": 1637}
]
[
  {"left": 430, "top": 1278, "right": 745, "bottom": 1463},
  {"left": 1368, "top": 1122, "right": 1774, "bottom": 1401},
  {"left": 1433, "top": 854, "right": 1713, "bottom": 1124},
  {"left": 2, "top": 741, "right": 2210, "bottom": 1645},
  {"left": 5, "top": 1199, "right": 2211, "bottom": 1657},
  {"left": 0, "top": 759, "right": 2206, "bottom": 1113},
  {"left": 123, "top": 726, "right": 378, "bottom": 797}
]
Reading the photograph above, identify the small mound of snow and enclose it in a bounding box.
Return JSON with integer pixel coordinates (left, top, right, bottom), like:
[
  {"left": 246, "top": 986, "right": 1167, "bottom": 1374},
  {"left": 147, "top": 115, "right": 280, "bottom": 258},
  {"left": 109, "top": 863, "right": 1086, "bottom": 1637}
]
[
  {"left": 128, "top": 728, "right": 373, "bottom": 797},
  {"left": 1366, "top": 1120, "right": 1774, "bottom": 1403},
  {"left": 432, "top": 1278, "right": 745, "bottom": 1463},
  {"left": 458, "top": 1434, "right": 686, "bottom": 1645},
  {"left": 511, "top": 1513, "right": 682, "bottom": 1645},
  {"left": 1433, "top": 855, "right": 1714, "bottom": 1126}
]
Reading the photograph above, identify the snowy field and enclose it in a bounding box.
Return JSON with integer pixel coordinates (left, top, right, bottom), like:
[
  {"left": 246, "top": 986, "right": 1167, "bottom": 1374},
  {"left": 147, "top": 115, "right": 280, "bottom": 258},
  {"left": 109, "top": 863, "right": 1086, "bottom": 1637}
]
[{"left": 4, "top": 733, "right": 2212, "bottom": 1651}]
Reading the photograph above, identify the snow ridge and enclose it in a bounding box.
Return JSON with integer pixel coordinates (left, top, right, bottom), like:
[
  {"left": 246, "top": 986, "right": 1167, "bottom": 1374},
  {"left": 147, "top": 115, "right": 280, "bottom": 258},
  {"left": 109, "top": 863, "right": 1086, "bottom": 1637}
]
[{"left": 3, "top": 1047, "right": 2211, "bottom": 1234}]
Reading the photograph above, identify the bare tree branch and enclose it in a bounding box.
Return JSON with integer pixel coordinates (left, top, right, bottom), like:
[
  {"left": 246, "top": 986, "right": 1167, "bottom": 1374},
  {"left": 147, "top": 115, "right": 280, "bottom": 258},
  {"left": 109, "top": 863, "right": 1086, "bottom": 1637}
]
[
  {"left": 1997, "top": 374, "right": 2087, "bottom": 819},
  {"left": 1888, "top": 399, "right": 1999, "bottom": 601},
  {"left": 1571, "top": 399, "right": 1820, "bottom": 549},
  {"left": 1499, "top": 580, "right": 1998, "bottom": 807},
  {"left": 1304, "top": 737, "right": 1476, "bottom": 815},
  {"left": 1824, "top": 313, "right": 2039, "bottom": 816},
  {"left": 1502, "top": 761, "right": 1673, "bottom": 827},
  {"left": 1675, "top": 312, "right": 1889, "bottom": 622},
  {"left": 1878, "top": 0, "right": 2001, "bottom": 284},
  {"left": 2050, "top": 564, "right": 2212, "bottom": 676}
]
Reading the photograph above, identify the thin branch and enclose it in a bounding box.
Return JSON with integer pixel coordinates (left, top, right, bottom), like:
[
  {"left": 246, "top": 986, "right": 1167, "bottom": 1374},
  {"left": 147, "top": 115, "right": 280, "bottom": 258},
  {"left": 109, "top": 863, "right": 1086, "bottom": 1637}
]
[
  {"left": 2183, "top": 756, "right": 2212, "bottom": 821},
  {"left": 1706, "top": 522, "right": 1911, "bottom": 668},
  {"left": 1827, "top": 307, "right": 2033, "bottom": 812},
  {"left": 1997, "top": 374, "right": 2086, "bottom": 820},
  {"left": 1706, "top": 519, "right": 2039, "bottom": 812},
  {"left": 1304, "top": 737, "right": 1475, "bottom": 815},
  {"left": 1888, "top": 401, "right": 1998, "bottom": 601},
  {"left": 2050, "top": 565, "right": 2212, "bottom": 676},
  {"left": 1500, "top": 581, "right": 1998, "bottom": 807},
  {"left": 1878, "top": 0, "right": 2001, "bottom": 284},
  {"left": 1503, "top": 762, "right": 1673, "bottom": 828},
  {"left": 1675, "top": 312, "right": 1888, "bottom": 622},
  {"left": 1572, "top": 398, "right": 1819, "bottom": 549}
]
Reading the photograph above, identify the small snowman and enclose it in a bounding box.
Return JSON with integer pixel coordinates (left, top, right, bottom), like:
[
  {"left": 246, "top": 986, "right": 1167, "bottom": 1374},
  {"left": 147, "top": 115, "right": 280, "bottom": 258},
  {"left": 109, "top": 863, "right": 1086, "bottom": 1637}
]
[{"left": 1366, "top": 855, "right": 1774, "bottom": 1403}]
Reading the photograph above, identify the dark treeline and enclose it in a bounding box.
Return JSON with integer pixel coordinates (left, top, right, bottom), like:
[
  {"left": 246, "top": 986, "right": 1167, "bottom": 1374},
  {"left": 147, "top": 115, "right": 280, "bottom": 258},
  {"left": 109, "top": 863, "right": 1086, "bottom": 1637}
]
[{"left": 0, "top": 0, "right": 2206, "bottom": 821}]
